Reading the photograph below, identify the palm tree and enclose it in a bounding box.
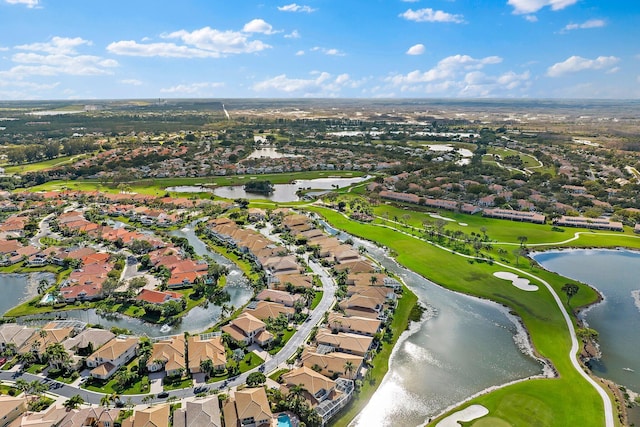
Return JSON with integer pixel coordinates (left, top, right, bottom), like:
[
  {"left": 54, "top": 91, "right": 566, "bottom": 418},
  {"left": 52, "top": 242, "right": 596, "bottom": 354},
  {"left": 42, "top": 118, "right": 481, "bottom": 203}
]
[
  {"left": 287, "top": 384, "right": 307, "bottom": 413},
  {"left": 100, "top": 395, "right": 112, "bottom": 408},
  {"left": 199, "top": 359, "right": 214, "bottom": 377},
  {"left": 63, "top": 395, "right": 84, "bottom": 410},
  {"left": 29, "top": 380, "right": 47, "bottom": 397},
  {"left": 45, "top": 343, "right": 70, "bottom": 370},
  {"left": 15, "top": 379, "right": 30, "bottom": 397},
  {"left": 37, "top": 279, "right": 49, "bottom": 295},
  {"left": 369, "top": 275, "right": 378, "bottom": 286},
  {"left": 19, "top": 351, "right": 36, "bottom": 366},
  {"left": 344, "top": 361, "right": 355, "bottom": 379}
]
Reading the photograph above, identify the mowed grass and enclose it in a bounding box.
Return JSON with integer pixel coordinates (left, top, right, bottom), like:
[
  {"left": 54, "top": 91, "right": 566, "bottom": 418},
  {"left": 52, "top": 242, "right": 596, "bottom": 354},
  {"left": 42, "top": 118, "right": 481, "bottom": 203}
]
[
  {"left": 3, "top": 154, "right": 92, "bottom": 174},
  {"left": 307, "top": 206, "right": 614, "bottom": 427}
]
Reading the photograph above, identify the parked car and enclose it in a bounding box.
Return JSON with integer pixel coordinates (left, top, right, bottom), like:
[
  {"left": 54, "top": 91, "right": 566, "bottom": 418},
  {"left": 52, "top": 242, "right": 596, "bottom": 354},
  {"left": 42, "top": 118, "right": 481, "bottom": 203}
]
[{"left": 157, "top": 392, "right": 169, "bottom": 398}]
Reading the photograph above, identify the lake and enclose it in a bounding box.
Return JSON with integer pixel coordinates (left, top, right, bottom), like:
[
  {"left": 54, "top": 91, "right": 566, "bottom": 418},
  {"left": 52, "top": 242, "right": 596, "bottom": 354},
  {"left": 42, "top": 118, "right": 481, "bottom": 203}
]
[
  {"left": 0, "top": 272, "right": 56, "bottom": 316},
  {"left": 169, "top": 175, "right": 370, "bottom": 202},
  {"left": 533, "top": 249, "right": 640, "bottom": 391},
  {"left": 246, "top": 146, "right": 303, "bottom": 159}
]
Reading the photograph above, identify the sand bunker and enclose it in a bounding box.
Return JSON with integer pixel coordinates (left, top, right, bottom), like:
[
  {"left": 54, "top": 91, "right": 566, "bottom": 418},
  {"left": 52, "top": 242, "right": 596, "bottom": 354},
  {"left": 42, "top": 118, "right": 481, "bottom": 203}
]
[
  {"left": 494, "top": 271, "right": 539, "bottom": 291},
  {"left": 429, "top": 213, "right": 455, "bottom": 222},
  {"left": 436, "top": 405, "right": 489, "bottom": 427},
  {"left": 458, "top": 222, "right": 468, "bottom": 226}
]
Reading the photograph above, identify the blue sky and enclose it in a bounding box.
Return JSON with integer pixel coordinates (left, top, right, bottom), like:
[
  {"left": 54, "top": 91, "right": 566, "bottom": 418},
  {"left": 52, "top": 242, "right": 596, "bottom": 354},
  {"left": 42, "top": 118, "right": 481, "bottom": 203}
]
[{"left": 0, "top": 0, "right": 638, "bottom": 99}]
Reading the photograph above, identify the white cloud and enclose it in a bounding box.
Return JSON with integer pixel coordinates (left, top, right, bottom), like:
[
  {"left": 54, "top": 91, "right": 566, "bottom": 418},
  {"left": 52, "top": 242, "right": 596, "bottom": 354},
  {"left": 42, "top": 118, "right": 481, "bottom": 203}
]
[
  {"left": 384, "top": 54, "right": 524, "bottom": 97},
  {"left": 9, "top": 52, "right": 117, "bottom": 76},
  {"left": 562, "top": 19, "right": 606, "bottom": 32},
  {"left": 242, "top": 19, "right": 277, "bottom": 35},
  {"left": 119, "top": 79, "right": 143, "bottom": 86},
  {"left": 284, "top": 30, "right": 301, "bottom": 39},
  {"left": 400, "top": 8, "right": 464, "bottom": 23},
  {"left": 508, "top": 0, "right": 578, "bottom": 15},
  {"left": 406, "top": 44, "right": 426, "bottom": 55},
  {"left": 0, "top": 47, "right": 9, "bottom": 52},
  {"left": 311, "top": 46, "right": 346, "bottom": 56},
  {"left": 108, "top": 25, "right": 272, "bottom": 58},
  {"left": 525, "top": 15, "right": 538, "bottom": 22},
  {"left": 5, "top": 0, "right": 39, "bottom": 8},
  {"left": 295, "top": 50, "right": 305, "bottom": 56},
  {"left": 160, "top": 82, "right": 225, "bottom": 94},
  {"left": 16, "top": 37, "right": 91, "bottom": 55},
  {"left": 253, "top": 71, "right": 353, "bottom": 96},
  {"left": 277, "top": 3, "right": 316, "bottom": 13},
  {"left": 547, "top": 55, "right": 619, "bottom": 77},
  {"left": 0, "top": 37, "right": 117, "bottom": 77}
]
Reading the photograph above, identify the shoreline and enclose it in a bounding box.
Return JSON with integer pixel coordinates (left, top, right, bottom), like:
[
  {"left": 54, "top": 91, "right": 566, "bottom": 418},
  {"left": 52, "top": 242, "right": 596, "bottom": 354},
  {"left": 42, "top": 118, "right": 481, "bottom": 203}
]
[{"left": 343, "top": 232, "right": 550, "bottom": 427}]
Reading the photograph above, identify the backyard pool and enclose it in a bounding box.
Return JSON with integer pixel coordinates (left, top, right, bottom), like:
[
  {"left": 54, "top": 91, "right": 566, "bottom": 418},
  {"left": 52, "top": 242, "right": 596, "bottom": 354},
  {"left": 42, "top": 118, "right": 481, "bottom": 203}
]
[{"left": 277, "top": 413, "right": 293, "bottom": 427}]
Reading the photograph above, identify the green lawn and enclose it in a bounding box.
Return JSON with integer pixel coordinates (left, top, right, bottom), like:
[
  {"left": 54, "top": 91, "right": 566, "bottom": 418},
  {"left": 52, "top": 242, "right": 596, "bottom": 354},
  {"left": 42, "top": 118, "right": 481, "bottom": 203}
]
[
  {"left": 25, "top": 363, "right": 46, "bottom": 374},
  {"left": 3, "top": 153, "right": 91, "bottom": 174},
  {"left": 267, "top": 328, "right": 295, "bottom": 355},
  {"left": 310, "top": 291, "right": 323, "bottom": 310},
  {"left": 308, "top": 206, "right": 618, "bottom": 427},
  {"left": 163, "top": 377, "right": 192, "bottom": 391}
]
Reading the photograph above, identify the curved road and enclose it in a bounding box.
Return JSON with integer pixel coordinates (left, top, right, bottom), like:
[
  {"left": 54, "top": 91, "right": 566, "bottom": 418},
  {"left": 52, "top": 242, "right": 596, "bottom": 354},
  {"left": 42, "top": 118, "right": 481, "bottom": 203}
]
[{"left": 0, "top": 260, "right": 337, "bottom": 407}]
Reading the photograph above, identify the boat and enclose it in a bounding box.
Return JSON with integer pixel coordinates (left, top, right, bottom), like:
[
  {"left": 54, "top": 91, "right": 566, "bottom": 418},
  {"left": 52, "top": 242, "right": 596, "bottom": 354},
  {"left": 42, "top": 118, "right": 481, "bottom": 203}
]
[{"left": 622, "top": 367, "right": 635, "bottom": 372}]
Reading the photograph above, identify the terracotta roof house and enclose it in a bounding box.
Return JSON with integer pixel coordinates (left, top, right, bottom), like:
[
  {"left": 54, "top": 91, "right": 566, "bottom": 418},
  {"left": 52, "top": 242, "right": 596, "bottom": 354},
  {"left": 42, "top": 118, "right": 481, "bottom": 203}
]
[
  {"left": 222, "top": 388, "right": 273, "bottom": 427},
  {"left": 255, "top": 289, "right": 302, "bottom": 308},
  {"left": 221, "top": 313, "right": 272, "bottom": 347},
  {"left": 315, "top": 329, "right": 374, "bottom": 357},
  {"left": 301, "top": 349, "right": 363, "bottom": 380},
  {"left": 86, "top": 336, "right": 138, "bottom": 380},
  {"left": 18, "top": 324, "right": 74, "bottom": 357},
  {"left": 246, "top": 301, "right": 295, "bottom": 321},
  {"left": 121, "top": 404, "right": 170, "bottom": 427},
  {"left": 327, "top": 313, "right": 381, "bottom": 337},
  {"left": 261, "top": 256, "right": 301, "bottom": 275},
  {"left": 281, "top": 367, "right": 337, "bottom": 406},
  {"left": 6, "top": 404, "right": 69, "bottom": 427},
  {"left": 147, "top": 335, "right": 186, "bottom": 376},
  {"left": 188, "top": 335, "right": 227, "bottom": 374},
  {"left": 136, "top": 289, "right": 183, "bottom": 305},
  {"left": 173, "top": 398, "right": 222, "bottom": 427},
  {"left": 271, "top": 273, "right": 314, "bottom": 290}
]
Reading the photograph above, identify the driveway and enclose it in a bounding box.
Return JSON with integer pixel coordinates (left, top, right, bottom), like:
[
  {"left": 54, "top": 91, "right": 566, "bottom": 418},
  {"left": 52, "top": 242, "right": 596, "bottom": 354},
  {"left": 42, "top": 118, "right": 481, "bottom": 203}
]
[{"left": 148, "top": 372, "right": 165, "bottom": 394}]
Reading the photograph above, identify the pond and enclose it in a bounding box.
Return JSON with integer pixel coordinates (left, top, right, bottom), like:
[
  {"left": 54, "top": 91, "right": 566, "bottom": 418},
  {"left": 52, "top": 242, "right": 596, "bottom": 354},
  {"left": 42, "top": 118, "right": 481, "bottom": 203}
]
[
  {"left": 246, "top": 146, "right": 303, "bottom": 159},
  {"left": 211, "top": 175, "right": 370, "bottom": 202},
  {"left": 13, "top": 222, "right": 254, "bottom": 337},
  {"left": 533, "top": 249, "right": 640, "bottom": 391},
  {"left": 0, "top": 272, "right": 56, "bottom": 317}
]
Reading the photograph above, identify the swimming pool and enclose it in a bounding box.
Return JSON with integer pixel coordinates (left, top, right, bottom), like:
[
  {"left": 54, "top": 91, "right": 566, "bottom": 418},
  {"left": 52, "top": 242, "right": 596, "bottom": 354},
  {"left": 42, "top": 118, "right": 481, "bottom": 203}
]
[
  {"left": 277, "top": 414, "right": 293, "bottom": 427},
  {"left": 39, "top": 293, "right": 56, "bottom": 304}
]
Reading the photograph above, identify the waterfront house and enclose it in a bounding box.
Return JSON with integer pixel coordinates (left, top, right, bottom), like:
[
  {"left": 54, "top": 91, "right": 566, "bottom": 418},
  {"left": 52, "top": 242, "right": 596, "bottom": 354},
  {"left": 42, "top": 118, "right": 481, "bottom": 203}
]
[{"left": 86, "top": 336, "right": 138, "bottom": 380}]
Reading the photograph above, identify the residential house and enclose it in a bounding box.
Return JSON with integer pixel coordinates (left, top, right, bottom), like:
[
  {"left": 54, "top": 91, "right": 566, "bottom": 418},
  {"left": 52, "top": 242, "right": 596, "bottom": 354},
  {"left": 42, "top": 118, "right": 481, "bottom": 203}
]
[
  {"left": 221, "top": 313, "right": 273, "bottom": 347},
  {"left": 136, "top": 289, "right": 183, "bottom": 305},
  {"left": 86, "top": 336, "right": 139, "bottom": 380},
  {"left": 0, "top": 396, "right": 26, "bottom": 427},
  {"left": 58, "top": 407, "right": 121, "bottom": 427},
  {"left": 222, "top": 388, "right": 273, "bottom": 427},
  {"left": 245, "top": 301, "right": 295, "bottom": 322},
  {"left": 18, "top": 323, "right": 75, "bottom": 358},
  {"left": 187, "top": 335, "right": 227, "bottom": 374},
  {"left": 327, "top": 313, "right": 381, "bottom": 337},
  {"left": 62, "top": 328, "right": 116, "bottom": 366},
  {"left": 173, "top": 398, "right": 222, "bottom": 427},
  {"left": 255, "top": 289, "right": 302, "bottom": 308},
  {"left": 0, "top": 325, "right": 35, "bottom": 353},
  {"left": 6, "top": 405, "right": 69, "bottom": 427},
  {"left": 147, "top": 335, "right": 186, "bottom": 376},
  {"left": 301, "top": 348, "right": 363, "bottom": 380},
  {"left": 315, "top": 329, "right": 374, "bottom": 357},
  {"left": 122, "top": 405, "right": 170, "bottom": 427}
]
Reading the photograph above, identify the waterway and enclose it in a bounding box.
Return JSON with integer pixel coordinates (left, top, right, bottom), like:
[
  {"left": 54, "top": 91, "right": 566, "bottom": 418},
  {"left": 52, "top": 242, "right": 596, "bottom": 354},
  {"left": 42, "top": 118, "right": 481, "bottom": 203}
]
[
  {"left": 169, "top": 176, "right": 370, "bottom": 203},
  {"left": 319, "top": 221, "right": 543, "bottom": 427},
  {"left": 0, "top": 272, "right": 56, "bottom": 316},
  {"left": 9, "top": 223, "right": 253, "bottom": 337},
  {"left": 533, "top": 249, "right": 640, "bottom": 392}
]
